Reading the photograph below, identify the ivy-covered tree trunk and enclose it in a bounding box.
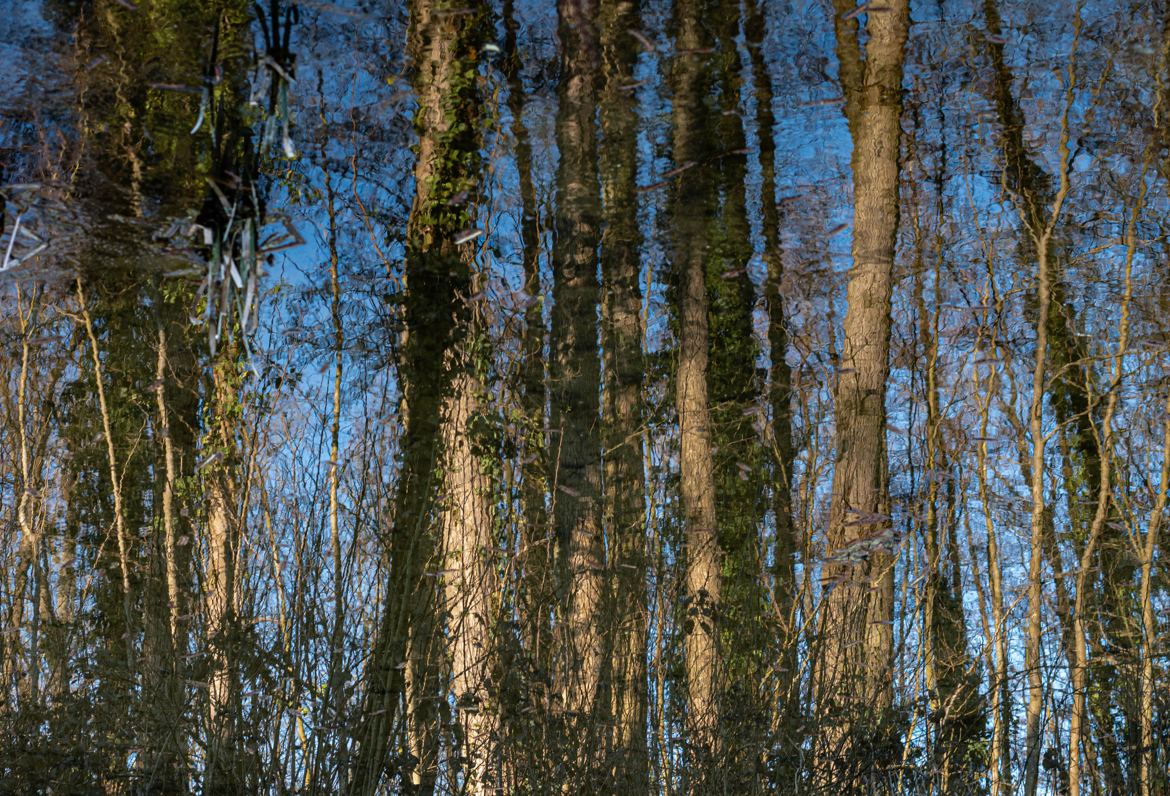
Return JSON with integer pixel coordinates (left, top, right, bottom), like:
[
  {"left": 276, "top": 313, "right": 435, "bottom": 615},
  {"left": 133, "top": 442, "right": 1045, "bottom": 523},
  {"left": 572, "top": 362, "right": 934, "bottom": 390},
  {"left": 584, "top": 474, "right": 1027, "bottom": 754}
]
[
  {"left": 709, "top": 6, "right": 771, "bottom": 788},
  {"left": 351, "top": 1, "right": 487, "bottom": 791},
  {"left": 982, "top": 3, "right": 1136, "bottom": 789}
]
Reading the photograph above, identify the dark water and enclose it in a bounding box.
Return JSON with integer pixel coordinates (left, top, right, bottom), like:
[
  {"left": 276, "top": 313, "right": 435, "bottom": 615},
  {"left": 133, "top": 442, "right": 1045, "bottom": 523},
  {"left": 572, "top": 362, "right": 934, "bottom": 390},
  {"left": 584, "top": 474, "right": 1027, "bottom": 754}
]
[{"left": 1, "top": 0, "right": 1167, "bottom": 793}]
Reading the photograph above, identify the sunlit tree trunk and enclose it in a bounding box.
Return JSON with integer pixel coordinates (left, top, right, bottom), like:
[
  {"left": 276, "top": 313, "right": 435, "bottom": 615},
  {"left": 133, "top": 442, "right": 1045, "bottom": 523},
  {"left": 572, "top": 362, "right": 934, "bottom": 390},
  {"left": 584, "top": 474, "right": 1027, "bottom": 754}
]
[
  {"left": 10, "top": 286, "right": 43, "bottom": 703},
  {"left": 1022, "top": 235, "right": 1051, "bottom": 796},
  {"left": 203, "top": 350, "right": 243, "bottom": 794},
  {"left": 815, "top": 0, "right": 908, "bottom": 785},
  {"left": 676, "top": 175, "right": 721, "bottom": 771},
  {"left": 440, "top": 364, "right": 497, "bottom": 795}
]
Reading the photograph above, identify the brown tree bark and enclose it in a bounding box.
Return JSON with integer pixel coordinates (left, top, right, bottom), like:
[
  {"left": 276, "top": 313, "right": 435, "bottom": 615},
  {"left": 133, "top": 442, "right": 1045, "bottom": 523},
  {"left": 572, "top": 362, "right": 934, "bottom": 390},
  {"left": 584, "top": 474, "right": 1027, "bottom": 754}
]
[
  {"left": 670, "top": 0, "right": 722, "bottom": 774},
  {"left": 501, "top": 0, "right": 556, "bottom": 741},
  {"left": 351, "top": 2, "right": 488, "bottom": 791},
  {"left": 815, "top": 0, "right": 909, "bottom": 785},
  {"left": 550, "top": 0, "right": 605, "bottom": 773},
  {"left": 440, "top": 365, "right": 497, "bottom": 795},
  {"left": 599, "top": 0, "right": 649, "bottom": 789},
  {"left": 203, "top": 348, "right": 243, "bottom": 795}
]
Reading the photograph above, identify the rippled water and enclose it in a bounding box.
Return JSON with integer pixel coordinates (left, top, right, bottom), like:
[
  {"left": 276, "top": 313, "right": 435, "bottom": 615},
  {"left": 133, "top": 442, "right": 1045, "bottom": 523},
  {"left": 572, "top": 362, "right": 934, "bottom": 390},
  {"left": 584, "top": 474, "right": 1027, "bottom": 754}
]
[{"left": 2, "top": 1, "right": 1168, "bottom": 793}]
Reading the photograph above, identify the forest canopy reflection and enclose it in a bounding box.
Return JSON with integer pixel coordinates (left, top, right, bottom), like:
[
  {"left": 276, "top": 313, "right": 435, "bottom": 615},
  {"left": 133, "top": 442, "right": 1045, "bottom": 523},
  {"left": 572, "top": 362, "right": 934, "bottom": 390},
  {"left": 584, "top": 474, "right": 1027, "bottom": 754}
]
[{"left": 1, "top": 0, "right": 1168, "bottom": 794}]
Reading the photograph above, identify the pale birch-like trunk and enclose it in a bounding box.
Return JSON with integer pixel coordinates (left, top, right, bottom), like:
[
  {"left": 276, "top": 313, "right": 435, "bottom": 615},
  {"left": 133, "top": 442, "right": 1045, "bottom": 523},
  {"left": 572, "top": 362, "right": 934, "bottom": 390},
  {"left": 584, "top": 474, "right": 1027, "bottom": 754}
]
[
  {"left": 11, "top": 284, "right": 41, "bottom": 698},
  {"left": 146, "top": 321, "right": 189, "bottom": 791},
  {"left": 1022, "top": 237, "right": 1051, "bottom": 796},
  {"left": 154, "top": 328, "right": 182, "bottom": 653}
]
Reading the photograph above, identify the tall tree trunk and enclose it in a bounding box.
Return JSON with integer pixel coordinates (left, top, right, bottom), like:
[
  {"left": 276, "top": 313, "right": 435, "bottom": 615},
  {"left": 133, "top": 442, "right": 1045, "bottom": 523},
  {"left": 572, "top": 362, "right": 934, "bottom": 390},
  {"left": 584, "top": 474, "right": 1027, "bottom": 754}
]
[
  {"left": 440, "top": 365, "right": 497, "bottom": 795},
  {"left": 815, "top": 0, "right": 908, "bottom": 786},
  {"left": 351, "top": 1, "right": 486, "bottom": 791},
  {"left": 670, "top": 0, "right": 722, "bottom": 776},
  {"left": 551, "top": 0, "right": 605, "bottom": 774},
  {"left": 708, "top": 9, "right": 770, "bottom": 789},
  {"left": 599, "top": 1, "right": 648, "bottom": 788},
  {"left": 676, "top": 183, "right": 721, "bottom": 775},
  {"left": 11, "top": 287, "right": 43, "bottom": 704},
  {"left": 980, "top": 4, "right": 1082, "bottom": 791},
  {"left": 203, "top": 349, "right": 243, "bottom": 794},
  {"left": 1022, "top": 222, "right": 1052, "bottom": 796},
  {"left": 746, "top": 5, "right": 799, "bottom": 760}
]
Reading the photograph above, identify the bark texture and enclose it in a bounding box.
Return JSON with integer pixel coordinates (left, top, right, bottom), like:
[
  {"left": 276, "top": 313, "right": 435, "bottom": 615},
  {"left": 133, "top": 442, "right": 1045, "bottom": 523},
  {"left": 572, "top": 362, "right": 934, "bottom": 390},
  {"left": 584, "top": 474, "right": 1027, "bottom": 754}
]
[
  {"left": 815, "top": 0, "right": 909, "bottom": 784},
  {"left": 352, "top": 1, "right": 486, "bottom": 790}
]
